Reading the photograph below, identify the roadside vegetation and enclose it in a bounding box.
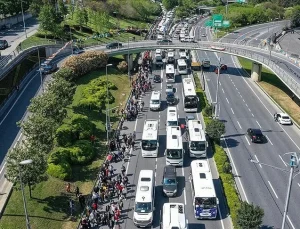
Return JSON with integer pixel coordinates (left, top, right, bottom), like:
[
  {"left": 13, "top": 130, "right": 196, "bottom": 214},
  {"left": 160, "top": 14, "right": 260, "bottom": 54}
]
[
  {"left": 238, "top": 57, "right": 300, "bottom": 126},
  {"left": 0, "top": 52, "right": 131, "bottom": 228},
  {"left": 194, "top": 73, "right": 264, "bottom": 228}
]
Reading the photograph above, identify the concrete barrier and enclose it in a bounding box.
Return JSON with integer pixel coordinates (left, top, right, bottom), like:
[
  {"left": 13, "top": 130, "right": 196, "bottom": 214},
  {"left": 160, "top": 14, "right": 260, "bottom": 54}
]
[{"left": 0, "top": 13, "right": 32, "bottom": 27}]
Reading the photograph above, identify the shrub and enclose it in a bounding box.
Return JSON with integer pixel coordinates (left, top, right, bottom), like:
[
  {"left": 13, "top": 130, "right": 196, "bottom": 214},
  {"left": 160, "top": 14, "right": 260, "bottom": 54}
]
[
  {"left": 69, "top": 140, "right": 95, "bottom": 165},
  {"left": 60, "top": 51, "right": 109, "bottom": 80},
  {"left": 117, "top": 61, "right": 128, "bottom": 73},
  {"left": 48, "top": 147, "right": 71, "bottom": 164},
  {"left": 203, "top": 104, "right": 213, "bottom": 117},
  {"left": 206, "top": 119, "right": 225, "bottom": 140},
  {"left": 71, "top": 114, "right": 96, "bottom": 139},
  {"left": 53, "top": 68, "right": 74, "bottom": 81},
  {"left": 47, "top": 162, "right": 72, "bottom": 180},
  {"left": 55, "top": 124, "right": 74, "bottom": 147}
]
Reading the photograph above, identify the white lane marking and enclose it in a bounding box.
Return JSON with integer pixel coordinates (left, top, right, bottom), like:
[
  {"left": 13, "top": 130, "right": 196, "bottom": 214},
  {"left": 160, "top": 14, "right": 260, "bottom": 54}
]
[
  {"left": 251, "top": 113, "right": 254, "bottom": 117},
  {"left": 248, "top": 108, "right": 251, "bottom": 112},
  {"left": 254, "top": 155, "right": 262, "bottom": 168},
  {"left": 126, "top": 113, "right": 139, "bottom": 174},
  {"left": 245, "top": 103, "right": 248, "bottom": 107},
  {"left": 181, "top": 166, "right": 187, "bottom": 205},
  {"left": 231, "top": 108, "right": 234, "bottom": 115},
  {"left": 298, "top": 183, "right": 300, "bottom": 188},
  {"left": 232, "top": 57, "right": 300, "bottom": 151},
  {"left": 243, "top": 99, "right": 245, "bottom": 102},
  {"left": 268, "top": 181, "right": 278, "bottom": 199},
  {"left": 278, "top": 155, "right": 287, "bottom": 167},
  {"left": 0, "top": 72, "right": 39, "bottom": 126},
  {"left": 256, "top": 120, "right": 261, "bottom": 128},
  {"left": 224, "top": 138, "right": 249, "bottom": 202},
  {"left": 287, "top": 215, "right": 296, "bottom": 229},
  {"left": 265, "top": 135, "right": 273, "bottom": 145},
  {"left": 235, "top": 87, "right": 238, "bottom": 91},
  {"left": 237, "top": 91, "right": 240, "bottom": 94},
  {"left": 226, "top": 98, "right": 229, "bottom": 104},
  {"left": 222, "top": 88, "right": 225, "bottom": 94},
  {"left": 245, "top": 136, "right": 251, "bottom": 145},
  {"left": 237, "top": 120, "right": 242, "bottom": 129},
  {"left": 218, "top": 204, "right": 226, "bottom": 229}
]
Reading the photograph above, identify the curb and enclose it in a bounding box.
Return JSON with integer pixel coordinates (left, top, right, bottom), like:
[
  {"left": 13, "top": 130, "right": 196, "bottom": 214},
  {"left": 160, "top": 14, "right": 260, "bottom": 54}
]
[{"left": 0, "top": 180, "right": 14, "bottom": 218}]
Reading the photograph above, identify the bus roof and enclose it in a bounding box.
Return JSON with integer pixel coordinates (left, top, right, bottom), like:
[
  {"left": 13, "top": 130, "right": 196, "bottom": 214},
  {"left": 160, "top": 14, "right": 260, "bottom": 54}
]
[
  {"left": 167, "top": 126, "right": 183, "bottom": 149},
  {"left": 163, "top": 203, "right": 186, "bottom": 229},
  {"left": 191, "top": 160, "right": 216, "bottom": 198},
  {"left": 142, "top": 119, "right": 159, "bottom": 140},
  {"left": 177, "top": 59, "right": 187, "bottom": 66},
  {"left": 166, "top": 64, "right": 175, "bottom": 73},
  {"left": 183, "top": 78, "right": 196, "bottom": 97},
  {"left": 135, "top": 170, "right": 154, "bottom": 203},
  {"left": 188, "top": 120, "right": 205, "bottom": 141},
  {"left": 167, "top": 107, "right": 178, "bottom": 122},
  {"left": 151, "top": 91, "right": 161, "bottom": 100}
]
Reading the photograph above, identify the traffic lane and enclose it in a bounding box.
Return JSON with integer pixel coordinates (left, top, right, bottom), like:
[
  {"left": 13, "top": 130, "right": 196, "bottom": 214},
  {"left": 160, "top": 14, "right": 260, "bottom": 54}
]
[{"left": 0, "top": 70, "right": 41, "bottom": 163}]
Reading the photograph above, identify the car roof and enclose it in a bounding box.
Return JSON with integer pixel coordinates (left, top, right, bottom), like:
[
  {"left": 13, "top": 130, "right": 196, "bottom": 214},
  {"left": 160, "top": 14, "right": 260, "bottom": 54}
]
[
  {"left": 167, "top": 92, "right": 174, "bottom": 96},
  {"left": 164, "top": 165, "right": 176, "bottom": 177},
  {"left": 186, "top": 115, "right": 195, "bottom": 120},
  {"left": 278, "top": 113, "right": 289, "bottom": 117},
  {"left": 250, "top": 128, "right": 262, "bottom": 134}
]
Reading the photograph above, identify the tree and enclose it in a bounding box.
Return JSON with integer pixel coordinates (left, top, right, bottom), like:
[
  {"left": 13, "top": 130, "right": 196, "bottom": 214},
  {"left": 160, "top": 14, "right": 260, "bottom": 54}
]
[
  {"left": 38, "top": 4, "right": 58, "bottom": 37},
  {"left": 74, "top": 6, "right": 88, "bottom": 31},
  {"left": 205, "top": 119, "right": 225, "bottom": 140},
  {"left": 6, "top": 142, "right": 47, "bottom": 198},
  {"left": 290, "top": 6, "right": 300, "bottom": 28},
  {"left": 58, "top": 0, "right": 68, "bottom": 17},
  {"left": 162, "top": 0, "right": 178, "bottom": 10},
  {"left": 237, "top": 201, "right": 264, "bottom": 229}
]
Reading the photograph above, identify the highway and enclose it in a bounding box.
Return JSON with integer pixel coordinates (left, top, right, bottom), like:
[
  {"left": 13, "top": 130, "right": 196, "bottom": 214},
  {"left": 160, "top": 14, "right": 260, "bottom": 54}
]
[{"left": 195, "top": 19, "right": 300, "bottom": 228}]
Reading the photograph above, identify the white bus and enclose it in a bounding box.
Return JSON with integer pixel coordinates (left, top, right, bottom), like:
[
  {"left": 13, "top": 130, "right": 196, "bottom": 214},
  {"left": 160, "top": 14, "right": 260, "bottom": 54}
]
[
  {"left": 177, "top": 59, "right": 188, "bottom": 75},
  {"left": 165, "top": 126, "right": 184, "bottom": 166},
  {"left": 133, "top": 170, "right": 155, "bottom": 227},
  {"left": 179, "top": 49, "right": 187, "bottom": 59},
  {"left": 166, "top": 106, "right": 178, "bottom": 128},
  {"left": 141, "top": 120, "right": 159, "bottom": 157},
  {"left": 182, "top": 78, "right": 198, "bottom": 112},
  {"left": 166, "top": 64, "right": 175, "bottom": 83},
  {"left": 167, "top": 52, "right": 175, "bottom": 64},
  {"left": 190, "top": 160, "right": 219, "bottom": 219},
  {"left": 162, "top": 203, "right": 187, "bottom": 229},
  {"left": 188, "top": 120, "right": 207, "bottom": 158}
]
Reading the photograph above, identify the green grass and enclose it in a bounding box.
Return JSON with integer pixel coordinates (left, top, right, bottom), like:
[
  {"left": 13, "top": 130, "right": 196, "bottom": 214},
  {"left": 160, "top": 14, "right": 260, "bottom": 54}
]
[
  {"left": 0, "top": 68, "right": 131, "bottom": 229},
  {"left": 20, "top": 36, "right": 58, "bottom": 50},
  {"left": 238, "top": 57, "right": 300, "bottom": 125}
]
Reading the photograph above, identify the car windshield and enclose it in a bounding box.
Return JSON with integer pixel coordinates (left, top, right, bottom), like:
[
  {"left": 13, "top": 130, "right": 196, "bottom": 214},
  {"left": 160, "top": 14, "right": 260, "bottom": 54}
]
[
  {"left": 282, "top": 116, "right": 290, "bottom": 119},
  {"left": 0, "top": 40, "right": 4, "bottom": 44},
  {"left": 190, "top": 141, "right": 206, "bottom": 151},
  {"left": 166, "top": 149, "right": 182, "bottom": 159},
  {"left": 151, "top": 100, "right": 160, "bottom": 104},
  {"left": 142, "top": 140, "right": 157, "bottom": 151},
  {"left": 163, "top": 178, "right": 176, "bottom": 185},
  {"left": 186, "top": 116, "right": 195, "bottom": 121},
  {"left": 167, "top": 121, "right": 178, "bottom": 126},
  {"left": 135, "top": 202, "right": 152, "bottom": 213},
  {"left": 167, "top": 85, "right": 172, "bottom": 89}
]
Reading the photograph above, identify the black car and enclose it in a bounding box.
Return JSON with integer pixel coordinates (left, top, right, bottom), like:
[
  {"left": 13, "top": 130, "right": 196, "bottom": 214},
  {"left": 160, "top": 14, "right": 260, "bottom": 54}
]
[
  {"left": 40, "top": 63, "right": 58, "bottom": 75},
  {"left": 162, "top": 165, "right": 177, "bottom": 197},
  {"left": 166, "top": 92, "right": 176, "bottom": 105},
  {"left": 106, "top": 42, "right": 122, "bottom": 49},
  {"left": 153, "top": 74, "right": 161, "bottom": 83},
  {"left": 156, "top": 39, "right": 173, "bottom": 45},
  {"left": 247, "top": 128, "right": 264, "bottom": 143},
  {"left": 0, "top": 40, "right": 8, "bottom": 50}
]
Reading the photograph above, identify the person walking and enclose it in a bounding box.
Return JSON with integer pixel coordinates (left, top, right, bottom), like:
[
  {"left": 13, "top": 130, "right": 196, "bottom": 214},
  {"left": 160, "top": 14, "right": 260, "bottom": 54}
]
[
  {"left": 78, "top": 194, "right": 85, "bottom": 209},
  {"left": 75, "top": 186, "right": 80, "bottom": 197},
  {"left": 69, "top": 199, "right": 75, "bottom": 216},
  {"left": 122, "top": 186, "right": 127, "bottom": 200},
  {"left": 66, "top": 183, "right": 71, "bottom": 193}
]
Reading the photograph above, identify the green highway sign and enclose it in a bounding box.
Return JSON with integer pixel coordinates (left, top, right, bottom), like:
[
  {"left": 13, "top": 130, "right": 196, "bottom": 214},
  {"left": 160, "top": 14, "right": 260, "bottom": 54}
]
[
  {"left": 223, "top": 20, "right": 230, "bottom": 27},
  {"left": 205, "top": 20, "right": 213, "bottom": 27},
  {"left": 205, "top": 14, "right": 231, "bottom": 28},
  {"left": 236, "top": 0, "right": 246, "bottom": 2}
]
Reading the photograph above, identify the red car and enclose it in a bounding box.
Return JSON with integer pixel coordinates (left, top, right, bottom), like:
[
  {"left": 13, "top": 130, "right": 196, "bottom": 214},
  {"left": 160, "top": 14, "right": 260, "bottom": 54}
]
[{"left": 214, "top": 64, "right": 227, "bottom": 74}]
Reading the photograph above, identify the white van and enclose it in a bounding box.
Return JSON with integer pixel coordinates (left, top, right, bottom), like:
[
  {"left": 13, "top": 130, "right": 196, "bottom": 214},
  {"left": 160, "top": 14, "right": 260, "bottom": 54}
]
[
  {"left": 166, "top": 106, "right": 179, "bottom": 128},
  {"left": 133, "top": 170, "right": 155, "bottom": 227},
  {"left": 150, "top": 91, "right": 161, "bottom": 111},
  {"left": 162, "top": 203, "right": 187, "bottom": 229}
]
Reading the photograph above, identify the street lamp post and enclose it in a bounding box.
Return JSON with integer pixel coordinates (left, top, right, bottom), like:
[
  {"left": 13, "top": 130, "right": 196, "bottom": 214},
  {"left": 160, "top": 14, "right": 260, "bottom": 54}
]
[
  {"left": 128, "top": 37, "right": 131, "bottom": 81},
  {"left": 214, "top": 57, "right": 221, "bottom": 118},
  {"left": 37, "top": 48, "right": 44, "bottom": 92},
  {"left": 20, "top": 0, "right": 27, "bottom": 38},
  {"left": 250, "top": 152, "right": 300, "bottom": 229},
  {"left": 106, "top": 64, "right": 113, "bottom": 147},
  {"left": 18, "top": 159, "right": 33, "bottom": 229}
]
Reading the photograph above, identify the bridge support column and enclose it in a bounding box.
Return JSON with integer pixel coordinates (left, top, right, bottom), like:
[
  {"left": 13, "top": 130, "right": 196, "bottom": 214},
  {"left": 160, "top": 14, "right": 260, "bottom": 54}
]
[
  {"left": 251, "top": 62, "right": 262, "bottom": 82},
  {"left": 124, "top": 54, "right": 133, "bottom": 71}
]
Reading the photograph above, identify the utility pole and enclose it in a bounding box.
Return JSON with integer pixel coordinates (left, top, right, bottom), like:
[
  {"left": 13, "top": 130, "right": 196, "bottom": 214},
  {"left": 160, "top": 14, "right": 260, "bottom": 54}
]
[{"left": 20, "top": 0, "right": 27, "bottom": 38}]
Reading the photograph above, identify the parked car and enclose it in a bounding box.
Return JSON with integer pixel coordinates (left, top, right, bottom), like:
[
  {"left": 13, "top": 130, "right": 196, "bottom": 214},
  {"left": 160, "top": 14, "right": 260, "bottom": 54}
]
[
  {"left": 73, "top": 47, "right": 84, "bottom": 54},
  {"left": 106, "top": 42, "right": 122, "bottom": 49},
  {"left": 156, "top": 39, "right": 173, "bottom": 45},
  {"left": 0, "top": 40, "right": 8, "bottom": 50},
  {"left": 276, "top": 113, "right": 292, "bottom": 125},
  {"left": 40, "top": 63, "right": 58, "bottom": 75},
  {"left": 247, "top": 128, "right": 264, "bottom": 143},
  {"left": 153, "top": 74, "right": 161, "bottom": 83}
]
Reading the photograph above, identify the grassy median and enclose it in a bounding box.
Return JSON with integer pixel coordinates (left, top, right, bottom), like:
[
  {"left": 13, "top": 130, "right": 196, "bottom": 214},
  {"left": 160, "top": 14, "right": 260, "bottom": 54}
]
[
  {"left": 238, "top": 57, "right": 300, "bottom": 125},
  {"left": 0, "top": 67, "right": 131, "bottom": 229}
]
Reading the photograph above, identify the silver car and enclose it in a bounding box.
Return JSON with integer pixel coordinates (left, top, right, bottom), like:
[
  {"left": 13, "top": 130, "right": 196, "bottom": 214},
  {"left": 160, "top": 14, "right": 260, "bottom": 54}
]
[{"left": 166, "top": 84, "right": 174, "bottom": 94}]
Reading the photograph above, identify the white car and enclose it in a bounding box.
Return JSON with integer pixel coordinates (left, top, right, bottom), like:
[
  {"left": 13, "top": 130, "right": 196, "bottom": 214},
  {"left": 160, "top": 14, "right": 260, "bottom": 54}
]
[
  {"left": 166, "top": 84, "right": 174, "bottom": 94},
  {"left": 277, "top": 113, "right": 292, "bottom": 125},
  {"left": 201, "top": 34, "right": 206, "bottom": 37}
]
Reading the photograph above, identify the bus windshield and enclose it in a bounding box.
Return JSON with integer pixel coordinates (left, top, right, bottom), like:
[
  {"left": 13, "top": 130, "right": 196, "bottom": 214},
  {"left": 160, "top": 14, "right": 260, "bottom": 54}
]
[
  {"left": 190, "top": 141, "right": 206, "bottom": 151},
  {"left": 184, "top": 96, "right": 197, "bottom": 108},
  {"left": 179, "top": 65, "right": 186, "bottom": 71},
  {"left": 142, "top": 140, "right": 157, "bottom": 151},
  {"left": 166, "top": 73, "right": 175, "bottom": 79},
  {"left": 195, "top": 197, "right": 217, "bottom": 208},
  {"left": 167, "top": 121, "right": 178, "bottom": 126},
  {"left": 135, "top": 202, "right": 152, "bottom": 213},
  {"left": 166, "top": 149, "right": 183, "bottom": 159}
]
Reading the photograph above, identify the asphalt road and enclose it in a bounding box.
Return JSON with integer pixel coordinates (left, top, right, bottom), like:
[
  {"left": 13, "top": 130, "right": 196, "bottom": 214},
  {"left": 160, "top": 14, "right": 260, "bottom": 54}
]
[{"left": 195, "top": 19, "right": 300, "bottom": 229}]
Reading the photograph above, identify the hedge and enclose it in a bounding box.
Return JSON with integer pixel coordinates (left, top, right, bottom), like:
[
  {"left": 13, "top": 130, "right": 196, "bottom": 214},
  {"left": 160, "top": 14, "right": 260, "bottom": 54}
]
[
  {"left": 55, "top": 124, "right": 74, "bottom": 147},
  {"left": 69, "top": 140, "right": 95, "bottom": 165},
  {"left": 71, "top": 114, "right": 96, "bottom": 139},
  {"left": 47, "top": 162, "right": 72, "bottom": 180},
  {"left": 194, "top": 74, "right": 241, "bottom": 228}
]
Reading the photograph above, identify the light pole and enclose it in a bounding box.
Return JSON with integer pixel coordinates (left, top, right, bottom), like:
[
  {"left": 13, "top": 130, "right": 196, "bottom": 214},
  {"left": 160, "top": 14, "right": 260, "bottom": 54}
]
[
  {"left": 37, "top": 48, "right": 44, "bottom": 92},
  {"left": 214, "top": 57, "right": 221, "bottom": 118},
  {"left": 18, "top": 159, "right": 33, "bottom": 229},
  {"left": 250, "top": 152, "right": 300, "bottom": 229},
  {"left": 20, "top": 0, "right": 27, "bottom": 38},
  {"left": 106, "top": 64, "right": 113, "bottom": 147},
  {"left": 225, "top": 0, "right": 228, "bottom": 16},
  {"left": 127, "top": 37, "right": 131, "bottom": 81}
]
